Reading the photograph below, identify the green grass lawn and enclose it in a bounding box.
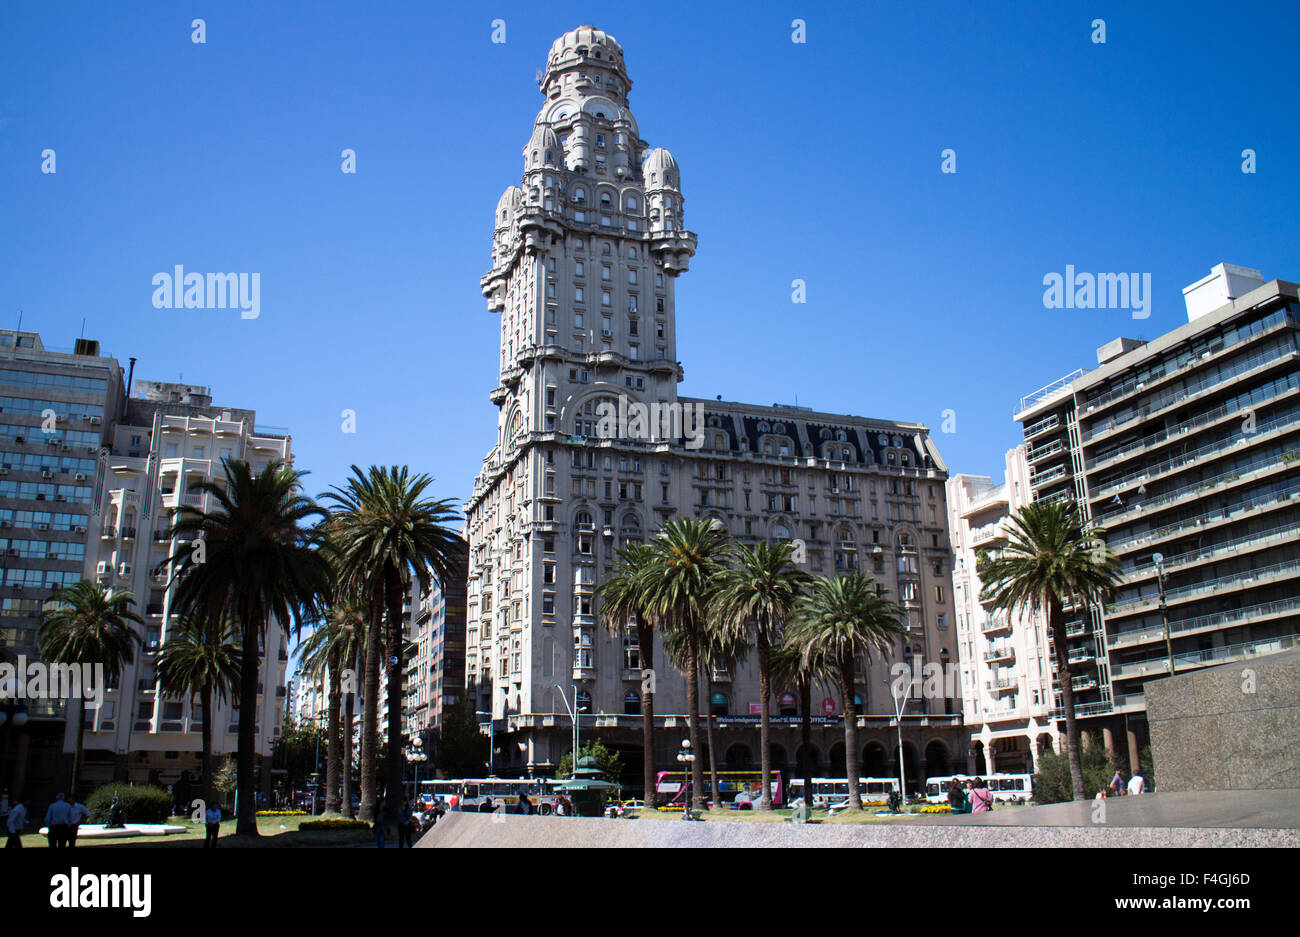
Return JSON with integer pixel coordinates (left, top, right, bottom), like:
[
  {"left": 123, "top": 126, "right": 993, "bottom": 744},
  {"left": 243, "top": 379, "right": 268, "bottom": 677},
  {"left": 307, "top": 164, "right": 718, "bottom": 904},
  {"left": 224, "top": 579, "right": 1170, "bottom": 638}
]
[{"left": 13, "top": 813, "right": 376, "bottom": 848}]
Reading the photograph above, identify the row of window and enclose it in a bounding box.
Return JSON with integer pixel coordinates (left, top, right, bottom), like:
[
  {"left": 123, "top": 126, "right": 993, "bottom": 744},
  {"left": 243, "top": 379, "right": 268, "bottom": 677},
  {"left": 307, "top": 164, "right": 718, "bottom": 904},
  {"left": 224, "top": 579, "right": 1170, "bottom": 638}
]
[
  {"left": 3, "top": 568, "right": 81, "bottom": 588},
  {"left": 0, "top": 368, "right": 108, "bottom": 394},
  {"left": 0, "top": 451, "right": 97, "bottom": 473},
  {"left": 0, "top": 396, "right": 104, "bottom": 420},
  {"left": 0, "top": 481, "right": 93, "bottom": 503},
  {"left": 0, "top": 509, "right": 86, "bottom": 529},
  {"left": 0, "top": 423, "right": 101, "bottom": 446},
  {"left": 0, "top": 539, "right": 85, "bottom": 560}
]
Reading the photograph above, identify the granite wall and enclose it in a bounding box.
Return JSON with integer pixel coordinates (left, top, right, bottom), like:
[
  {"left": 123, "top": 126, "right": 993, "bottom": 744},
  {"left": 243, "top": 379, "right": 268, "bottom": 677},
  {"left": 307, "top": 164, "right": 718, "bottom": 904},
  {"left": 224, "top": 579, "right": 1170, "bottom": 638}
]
[{"left": 1145, "top": 646, "right": 1300, "bottom": 792}]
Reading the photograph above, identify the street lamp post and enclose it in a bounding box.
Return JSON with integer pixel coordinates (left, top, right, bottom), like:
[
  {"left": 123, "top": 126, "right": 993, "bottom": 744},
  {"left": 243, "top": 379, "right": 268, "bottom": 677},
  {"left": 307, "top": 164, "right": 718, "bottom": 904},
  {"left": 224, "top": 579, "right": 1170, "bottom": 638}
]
[
  {"left": 1152, "top": 553, "right": 1175, "bottom": 677},
  {"left": 884, "top": 670, "right": 916, "bottom": 805},
  {"left": 552, "top": 684, "right": 579, "bottom": 777},
  {"left": 676, "top": 739, "right": 696, "bottom": 820},
  {"left": 407, "top": 737, "right": 427, "bottom": 802}
]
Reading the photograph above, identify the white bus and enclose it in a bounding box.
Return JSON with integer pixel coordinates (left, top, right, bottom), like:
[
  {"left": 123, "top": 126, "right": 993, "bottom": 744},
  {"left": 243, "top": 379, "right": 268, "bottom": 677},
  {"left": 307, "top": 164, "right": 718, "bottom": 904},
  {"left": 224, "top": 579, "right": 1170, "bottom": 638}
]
[
  {"left": 418, "top": 778, "right": 566, "bottom": 814},
  {"left": 924, "top": 774, "right": 1033, "bottom": 804},
  {"left": 788, "top": 777, "right": 900, "bottom": 808}
]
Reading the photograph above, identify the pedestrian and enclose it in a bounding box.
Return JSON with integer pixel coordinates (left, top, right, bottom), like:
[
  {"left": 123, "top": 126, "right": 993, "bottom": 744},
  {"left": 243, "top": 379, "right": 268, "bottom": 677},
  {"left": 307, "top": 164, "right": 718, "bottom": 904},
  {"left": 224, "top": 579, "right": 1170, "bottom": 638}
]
[
  {"left": 478, "top": 796, "right": 495, "bottom": 814},
  {"left": 1095, "top": 788, "right": 1108, "bottom": 801},
  {"left": 397, "top": 798, "right": 413, "bottom": 848},
  {"left": 45, "top": 793, "right": 72, "bottom": 848},
  {"left": 204, "top": 804, "right": 222, "bottom": 848},
  {"left": 946, "top": 778, "right": 965, "bottom": 812},
  {"left": 67, "top": 797, "right": 90, "bottom": 848},
  {"left": 374, "top": 797, "right": 387, "bottom": 848},
  {"left": 5, "top": 797, "right": 27, "bottom": 848},
  {"left": 969, "top": 778, "right": 993, "bottom": 813},
  {"left": 1127, "top": 772, "right": 1146, "bottom": 796},
  {"left": 1110, "top": 769, "right": 1126, "bottom": 797},
  {"left": 519, "top": 793, "right": 533, "bottom": 815}
]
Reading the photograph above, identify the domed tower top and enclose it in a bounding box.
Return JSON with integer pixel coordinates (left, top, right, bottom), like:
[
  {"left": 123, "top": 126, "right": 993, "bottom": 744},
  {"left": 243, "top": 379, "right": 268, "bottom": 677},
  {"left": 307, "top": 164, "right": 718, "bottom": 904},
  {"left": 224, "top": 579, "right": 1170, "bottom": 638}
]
[
  {"left": 523, "top": 124, "right": 564, "bottom": 171},
  {"left": 642, "top": 147, "right": 680, "bottom": 190},
  {"left": 541, "top": 26, "right": 631, "bottom": 93}
]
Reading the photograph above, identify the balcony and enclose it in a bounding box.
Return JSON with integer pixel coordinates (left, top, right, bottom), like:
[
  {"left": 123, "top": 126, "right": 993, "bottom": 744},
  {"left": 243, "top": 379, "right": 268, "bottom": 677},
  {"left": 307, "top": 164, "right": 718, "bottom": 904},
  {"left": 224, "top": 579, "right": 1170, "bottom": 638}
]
[
  {"left": 1071, "top": 676, "right": 1098, "bottom": 692},
  {"left": 986, "top": 676, "right": 1018, "bottom": 693},
  {"left": 983, "top": 645, "right": 1015, "bottom": 662},
  {"left": 1112, "top": 632, "right": 1298, "bottom": 680},
  {"left": 981, "top": 617, "right": 1012, "bottom": 635}
]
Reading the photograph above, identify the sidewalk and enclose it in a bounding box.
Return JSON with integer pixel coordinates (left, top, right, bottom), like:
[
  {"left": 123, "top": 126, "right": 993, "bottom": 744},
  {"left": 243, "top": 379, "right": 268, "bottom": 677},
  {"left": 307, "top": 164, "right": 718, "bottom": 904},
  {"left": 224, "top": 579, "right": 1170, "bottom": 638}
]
[{"left": 908, "top": 790, "right": 1300, "bottom": 829}]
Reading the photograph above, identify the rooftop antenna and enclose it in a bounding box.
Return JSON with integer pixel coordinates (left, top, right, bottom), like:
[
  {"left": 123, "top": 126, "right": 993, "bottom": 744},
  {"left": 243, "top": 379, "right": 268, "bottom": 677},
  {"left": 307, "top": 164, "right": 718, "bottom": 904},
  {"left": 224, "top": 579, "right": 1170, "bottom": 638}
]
[{"left": 81, "top": 317, "right": 86, "bottom": 339}]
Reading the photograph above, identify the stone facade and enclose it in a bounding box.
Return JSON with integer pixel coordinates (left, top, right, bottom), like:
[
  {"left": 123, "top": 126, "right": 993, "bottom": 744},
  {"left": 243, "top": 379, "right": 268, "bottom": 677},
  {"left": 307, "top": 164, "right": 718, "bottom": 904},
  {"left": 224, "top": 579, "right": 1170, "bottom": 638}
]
[
  {"left": 463, "top": 28, "right": 965, "bottom": 791},
  {"left": 1146, "top": 645, "right": 1300, "bottom": 791}
]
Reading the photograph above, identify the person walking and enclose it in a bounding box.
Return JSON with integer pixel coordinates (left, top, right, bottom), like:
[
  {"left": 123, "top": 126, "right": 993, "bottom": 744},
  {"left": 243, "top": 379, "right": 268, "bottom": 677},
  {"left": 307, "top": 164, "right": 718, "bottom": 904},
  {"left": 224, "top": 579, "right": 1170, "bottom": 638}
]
[
  {"left": 5, "top": 797, "right": 27, "bottom": 848},
  {"left": 969, "top": 778, "right": 993, "bottom": 814},
  {"left": 204, "top": 804, "right": 222, "bottom": 848},
  {"left": 67, "top": 798, "right": 90, "bottom": 848},
  {"left": 1110, "top": 769, "right": 1126, "bottom": 797},
  {"left": 45, "top": 793, "right": 72, "bottom": 848},
  {"left": 1127, "top": 772, "right": 1146, "bottom": 796},
  {"left": 397, "top": 797, "right": 413, "bottom": 848}
]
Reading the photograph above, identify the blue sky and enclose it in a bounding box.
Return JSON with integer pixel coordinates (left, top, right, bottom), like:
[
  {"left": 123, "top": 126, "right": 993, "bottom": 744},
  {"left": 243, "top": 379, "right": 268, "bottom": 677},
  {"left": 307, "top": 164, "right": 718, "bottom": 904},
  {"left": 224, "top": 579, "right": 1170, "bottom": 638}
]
[{"left": 2, "top": 0, "right": 1297, "bottom": 513}]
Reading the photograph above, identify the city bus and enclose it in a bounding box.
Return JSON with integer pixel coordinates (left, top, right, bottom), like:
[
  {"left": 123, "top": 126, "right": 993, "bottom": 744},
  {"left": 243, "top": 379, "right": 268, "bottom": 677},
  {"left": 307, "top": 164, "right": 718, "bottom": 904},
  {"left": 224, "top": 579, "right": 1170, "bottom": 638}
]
[
  {"left": 418, "top": 778, "right": 567, "bottom": 814},
  {"left": 654, "top": 770, "right": 782, "bottom": 809},
  {"left": 787, "top": 777, "right": 901, "bottom": 808},
  {"left": 924, "top": 774, "right": 1034, "bottom": 804}
]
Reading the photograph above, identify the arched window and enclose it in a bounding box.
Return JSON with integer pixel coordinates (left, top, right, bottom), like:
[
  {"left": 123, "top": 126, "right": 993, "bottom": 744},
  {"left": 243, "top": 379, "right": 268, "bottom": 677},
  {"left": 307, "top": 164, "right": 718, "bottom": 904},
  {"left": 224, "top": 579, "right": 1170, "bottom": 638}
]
[
  {"left": 625, "top": 194, "right": 639, "bottom": 212},
  {"left": 573, "top": 187, "right": 587, "bottom": 204},
  {"left": 575, "top": 511, "right": 593, "bottom": 528}
]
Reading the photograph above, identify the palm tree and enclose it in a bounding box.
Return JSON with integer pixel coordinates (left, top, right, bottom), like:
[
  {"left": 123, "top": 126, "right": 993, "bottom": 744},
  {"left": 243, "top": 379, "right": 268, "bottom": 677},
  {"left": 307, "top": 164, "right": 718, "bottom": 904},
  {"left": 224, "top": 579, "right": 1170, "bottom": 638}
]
[
  {"left": 164, "top": 459, "right": 332, "bottom": 836},
  {"left": 712, "top": 541, "right": 811, "bottom": 809},
  {"left": 640, "top": 516, "right": 732, "bottom": 811},
  {"left": 156, "top": 614, "right": 241, "bottom": 807},
  {"left": 979, "top": 501, "right": 1120, "bottom": 801},
  {"left": 324, "top": 465, "right": 461, "bottom": 828},
  {"left": 596, "top": 541, "right": 661, "bottom": 806},
  {"left": 38, "top": 581, "right": 143, "bottom": 797},
  {"left": 684, "top": 617, "right": 749, "bottom": 810},
  {"left": 771, "top": 639, "right": 819, "bottom": 811},
  {"left": 788, "top": 573, "right": 906, "bottom": 810},
  {"left": 295, "top": 597, "right": 364, "bottom": 815}
]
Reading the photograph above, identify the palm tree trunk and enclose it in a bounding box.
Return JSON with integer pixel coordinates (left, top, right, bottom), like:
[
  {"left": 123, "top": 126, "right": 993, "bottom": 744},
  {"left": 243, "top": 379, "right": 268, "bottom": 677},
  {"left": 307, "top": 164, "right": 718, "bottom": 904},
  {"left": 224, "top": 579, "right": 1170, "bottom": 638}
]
[
  {"left": 1050, "top": 595, "right": 1086, "bottom": 800},
  {"left": 200, "top": 685, "right": 214, "bottom": 807},
  {"left": 704, "top": 665, "right": 719, "bottom": 811},
  {"left": 342, "top": 679, "right": 355, "bottom": 819},
  {"left": 359, "top": 597, "right": 382, "bottom": 823},
  {"left": 840, "top": 656, "right": 861, "bottom": 810},
  {"left": 637, "top": 621, "right": 657, "bottom": 807},
  {"left": 684, "top": 631, "right": 704, "bottom": 812},
  {"left": 325, "top": 646, "right": 342, "bottom": 814},
  {"left": 756, "top": 626, "right": 772, "bottom": 810},
  {"left": 800, "top": 676, "right": 813, "bottom": 810},
  {"left": 234, "top": 602, "right": 262, "bottom": 836},
  {"left": 383, "top": 562, "right": 406, "bottom": 829}
]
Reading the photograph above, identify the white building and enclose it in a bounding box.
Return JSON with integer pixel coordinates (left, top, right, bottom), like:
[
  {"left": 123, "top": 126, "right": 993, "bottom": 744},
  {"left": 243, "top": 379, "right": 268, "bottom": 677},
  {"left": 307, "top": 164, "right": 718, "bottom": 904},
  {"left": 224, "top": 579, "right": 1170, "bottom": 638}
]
[
  {"left": 946, "top": 446, "right": 1060, "bottom": 774},
  {"left": 73, "top": 381, "right": 292, "bottom": 794}
]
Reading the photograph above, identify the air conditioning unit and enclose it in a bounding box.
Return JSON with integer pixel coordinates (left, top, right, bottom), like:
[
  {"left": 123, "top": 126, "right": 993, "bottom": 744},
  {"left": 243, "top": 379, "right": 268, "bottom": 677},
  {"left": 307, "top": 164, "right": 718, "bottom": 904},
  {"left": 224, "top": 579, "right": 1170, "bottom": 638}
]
[
  {"left": 0, "top": 520, "right": 8, "bottom": 527},
  {"left": 81, "top": 415, "right": 91, "bottom": 422},
  {"left": 0, "top": 468, "right": 7, "bottom": 477},
  {"left": 96, "top": 561, "right": 109, "bottom": 575},
  {"left": 41, "top": 469, "right": 53, "bottom": 479},
  {"left": 71, "top": 524, "right": 86, "bottom": 533},
  {"left": 118, "top": 563, "right": 132, "bottom": 577},
  {"left": 36, "top": 522, "right": 50, "bottom": 531},
  {"left": 89, "top": 417, "right": 102, "bottom": 425},
  {"left": 75, "top": 473, "right": 86, "bottom": 481},
  {"left": 6, "top": 549, "right": 16, "bottom": 557},
  {"left": 14, "top": 436, "right": 23, "bottom": 443},
  {"left": 46, "top": 438, "right": 58, "bottom": 447},
  {"left": 54, "top": 495, "right": 66, "bottom": 502},
  {"left": 11, "top": 584, "right": 23, "bottom": 591}
]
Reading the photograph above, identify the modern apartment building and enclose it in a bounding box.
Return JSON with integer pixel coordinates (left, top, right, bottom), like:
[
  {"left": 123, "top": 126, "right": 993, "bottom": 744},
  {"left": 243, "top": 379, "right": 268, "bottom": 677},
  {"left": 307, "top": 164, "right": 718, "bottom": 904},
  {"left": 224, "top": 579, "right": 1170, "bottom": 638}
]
[
  {"left": 0, "top": 331, "right": 123, "bottom": 804},
  {"left": 947, "top": 446, "right": 1060, "bottom": 775},
  {"left": 403, "top": 538, "right": 469, "bottom": 740},
  {"left": 74, "top": 380, "right": 292, "bottom": 793},
  {"left": 464, "top": 27, "right": 963, "bottom": 792},
  {"left": 1013, "top": 263, "right": 1300, "bottom": 769}
]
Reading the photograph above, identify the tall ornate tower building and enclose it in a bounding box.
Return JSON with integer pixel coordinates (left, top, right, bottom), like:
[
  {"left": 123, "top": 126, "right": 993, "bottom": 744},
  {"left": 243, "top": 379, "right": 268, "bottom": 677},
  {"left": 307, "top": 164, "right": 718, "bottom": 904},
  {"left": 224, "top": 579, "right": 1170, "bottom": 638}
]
[{"left": 465, "top": 27, "right": 965, "bottom": 790}]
